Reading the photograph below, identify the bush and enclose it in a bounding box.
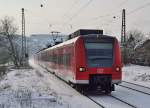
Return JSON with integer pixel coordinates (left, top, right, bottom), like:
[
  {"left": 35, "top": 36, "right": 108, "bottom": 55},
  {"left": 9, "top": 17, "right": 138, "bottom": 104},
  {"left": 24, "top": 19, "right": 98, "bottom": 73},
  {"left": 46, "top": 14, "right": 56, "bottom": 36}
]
[{"left": 0, "top": 66, "right": 7, "bottom": 76}]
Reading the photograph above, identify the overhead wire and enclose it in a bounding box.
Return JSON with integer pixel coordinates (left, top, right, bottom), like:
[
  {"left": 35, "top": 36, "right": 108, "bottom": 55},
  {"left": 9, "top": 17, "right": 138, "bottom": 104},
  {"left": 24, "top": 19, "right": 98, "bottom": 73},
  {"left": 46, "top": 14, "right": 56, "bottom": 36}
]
[
  {"left": 84, "top": 0, "right": 128, "bottom": 22},
  {"left": 62, "top": 0, "right": 80, "bottom": 19},
  {"left": 65, "top": 0, "right": 94, "bottom": 24},
  {"left": 45, "top": 0, "right": 127, "bottom": 31},
  {"left": 71, "top": 0, "right": 129, "bottom": 29},
  {"left": 35, "top": 0, "right": 150, "bottom": 33},
  {"left": 118, "top": 0, "right": 129, "bottom": 7},
  {"left": 91, "top": 0, "right": 150, "bottom": 28},
  {"left": 89, "top": 0, "right": 128, "bottom": 20},
  {"left": 127, "top": 1, "right": 150, "bottom": 15},
  {"left": 61, "top": 0, "right": 95, "bottom": 30},
  {"left": 63, "top": 0, "right": 150, "bottom": 35},
  {"left": 61, "top": 0, "right": 81, "bottom": 30},
  {"left": 72, "top": 0, "right": 129, "bottom": 34}
]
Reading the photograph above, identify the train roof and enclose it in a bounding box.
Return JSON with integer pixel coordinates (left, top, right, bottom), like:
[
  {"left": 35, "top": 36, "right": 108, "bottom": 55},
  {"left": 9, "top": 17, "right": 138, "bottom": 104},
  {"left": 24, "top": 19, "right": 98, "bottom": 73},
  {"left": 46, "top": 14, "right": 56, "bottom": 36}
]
[
  {"left": 44, "top": 36, "right": 80, "bottom": 52},
  {"left": 68, "top": 29, "right": 103, "bottom": 39},
  {"left": 38, "top": 34, "right": 116, "bottom": 53}
]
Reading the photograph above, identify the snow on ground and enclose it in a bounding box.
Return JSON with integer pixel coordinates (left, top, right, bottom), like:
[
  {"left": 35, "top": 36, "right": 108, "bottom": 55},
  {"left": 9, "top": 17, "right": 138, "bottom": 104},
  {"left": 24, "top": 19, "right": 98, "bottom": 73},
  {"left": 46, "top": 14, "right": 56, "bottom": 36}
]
[
  {"left": 123, "top": 64, "right": 150, "bottom": 87},
  {"left": 1, "top": 60, "right": 150, "bottom": 108},
  {"left": 0, "top": 69, "right": 64, "bottom": 108},
  {"left": 0, "top": 59, "right": 101, "bottom": 108}
]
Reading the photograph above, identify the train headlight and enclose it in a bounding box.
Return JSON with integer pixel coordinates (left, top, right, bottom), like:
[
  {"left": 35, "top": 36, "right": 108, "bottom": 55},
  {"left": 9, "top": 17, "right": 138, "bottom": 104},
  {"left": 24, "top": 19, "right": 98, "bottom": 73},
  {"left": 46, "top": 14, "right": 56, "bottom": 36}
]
[
  {"left": 79, "top": 67, "right": 86, "bottom": 72},
  {"left": 115, "top": 66, "right": 121, "bottom": 72}
]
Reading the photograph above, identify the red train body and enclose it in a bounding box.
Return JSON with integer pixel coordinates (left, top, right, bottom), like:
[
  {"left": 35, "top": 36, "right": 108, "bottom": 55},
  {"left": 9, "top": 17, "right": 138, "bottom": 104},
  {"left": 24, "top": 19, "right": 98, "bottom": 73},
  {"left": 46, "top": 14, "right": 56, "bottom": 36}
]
[{"left": 35, "top": 31, "right": 122, "bottom": 94}]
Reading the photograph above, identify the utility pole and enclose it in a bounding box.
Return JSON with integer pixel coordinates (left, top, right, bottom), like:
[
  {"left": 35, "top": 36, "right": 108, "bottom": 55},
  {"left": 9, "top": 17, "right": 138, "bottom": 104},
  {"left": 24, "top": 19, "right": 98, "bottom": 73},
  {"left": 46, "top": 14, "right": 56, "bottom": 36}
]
[
  {"left": 121, "top": 9, "right": 128, "bottom": 64},
  {"left": 121, "top": 9, "right": 126, "bottom": 45},
  {"left": 21, "top": 8, "right": 27, "bottom": 66}
]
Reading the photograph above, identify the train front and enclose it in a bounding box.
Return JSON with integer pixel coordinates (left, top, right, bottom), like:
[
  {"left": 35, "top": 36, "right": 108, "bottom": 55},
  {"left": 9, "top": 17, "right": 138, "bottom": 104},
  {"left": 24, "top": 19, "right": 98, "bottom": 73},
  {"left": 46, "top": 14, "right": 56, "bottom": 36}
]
[{"left": 75, "top": 35, "right": 122, "bottom": 93}]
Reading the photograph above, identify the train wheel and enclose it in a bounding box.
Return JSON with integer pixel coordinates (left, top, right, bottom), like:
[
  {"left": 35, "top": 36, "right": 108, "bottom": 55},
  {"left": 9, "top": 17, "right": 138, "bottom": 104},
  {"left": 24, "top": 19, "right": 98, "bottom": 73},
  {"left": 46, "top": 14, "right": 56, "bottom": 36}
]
[
  {"left": 75, "top": 85, "right": 85, "bottom": 94},
  {"left": 111, "top": 84, "right": 115, "bottom": 91},
  {"left": 105, "top": 89, "right": 111, "bottom": 94},
  {"left": 75, "top": 85, "right": 81, "bottom": 91},
  {"left": 68, "top": 81, "right": 76, "bottom": 88},
  {"left": 104, "top": 83, "right": 112, "bottom": 94}
]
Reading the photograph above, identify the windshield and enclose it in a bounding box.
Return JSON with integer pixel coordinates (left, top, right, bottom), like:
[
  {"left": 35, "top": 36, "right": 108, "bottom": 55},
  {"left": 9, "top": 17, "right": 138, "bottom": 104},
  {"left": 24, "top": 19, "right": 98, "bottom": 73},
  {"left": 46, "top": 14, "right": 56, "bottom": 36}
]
[{"left": 85, "top": 43, "right": 113, "bottom": 67}]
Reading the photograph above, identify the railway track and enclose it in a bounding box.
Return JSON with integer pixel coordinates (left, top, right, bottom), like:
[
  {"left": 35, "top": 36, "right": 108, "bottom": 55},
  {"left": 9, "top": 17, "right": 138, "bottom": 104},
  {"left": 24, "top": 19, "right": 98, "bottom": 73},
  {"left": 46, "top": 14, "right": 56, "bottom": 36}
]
[
  {"left": 119, "top": 81, "right": 150, "bottom": 95},
  {"left": 86, "top": 94, "right": 137, "bottom": 108},
  {"left": 122, "top": 81, "right": 150, "bottom": 89},
  {"left": 85, "top": 95, "right": 105, "bottom": 108},
  {"left": 110, "top": 95, "right": 137, "bottom": 108}
]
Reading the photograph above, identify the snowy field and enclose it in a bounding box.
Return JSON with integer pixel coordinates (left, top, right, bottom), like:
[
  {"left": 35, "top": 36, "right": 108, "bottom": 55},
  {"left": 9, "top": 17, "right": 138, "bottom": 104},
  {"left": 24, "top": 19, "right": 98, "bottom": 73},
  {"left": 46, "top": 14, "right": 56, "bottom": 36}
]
[
  {"left": 0, "top": 69, "right": 64, "bottom": 108},
  {"left": 0, "top": 61, "right": 150, "bottom": 108},
  {"left": 123, "top": 64, "right": 150, "bottom": 87}
]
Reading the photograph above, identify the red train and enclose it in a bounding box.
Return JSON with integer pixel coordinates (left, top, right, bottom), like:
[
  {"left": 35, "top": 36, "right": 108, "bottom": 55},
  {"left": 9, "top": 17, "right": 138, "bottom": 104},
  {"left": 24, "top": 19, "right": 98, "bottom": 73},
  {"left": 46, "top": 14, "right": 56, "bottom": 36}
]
[{"left": 35, "top": 29, "right": 122, "bottom": 94}]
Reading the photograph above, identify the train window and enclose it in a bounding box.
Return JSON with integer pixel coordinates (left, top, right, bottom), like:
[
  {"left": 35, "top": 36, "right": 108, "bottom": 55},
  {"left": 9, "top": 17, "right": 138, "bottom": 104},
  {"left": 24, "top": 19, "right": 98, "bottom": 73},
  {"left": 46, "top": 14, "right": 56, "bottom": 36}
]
[
  {"left": 56, "top": 55, "right": 59, "bottom": 64},
  {"left": 52, "top": 55, "right": 54, "bottom": 63},
  {"left": 61, "top": 55, "right": 63, "bottom": 65},
  {"left": 45, "top": 53, "right": 71, "bottom": 66},
  {"left": 48, "top": 55, "right": 52, "bottom": 62},
  {"left": 66, "top": 54, "right": 71, "bottom": 66},
  {"left": 85, "top": 43, "right": 112, "bottom": 49},
  {"left": 58, "top": 55, "right": 63, "bottom": 65},
  {"left": 50, "top": 56, "right": 52, "bottom": 62},
  {"left": 42, "top": 52, "right": 47, "bottom": 61},
  {"left": 63, "top": 54, "right": 71, "bottom": 66},
  {"left": 53, "top": 55, "right": 56, "bottom": 63},
  {"left": 54, "top": 55, "right": 63, "bottom": 65},
  {"left": 85, "top": 43, "right": 113, "bottom": 67},
  {"left": 57, "top": 56, "right": 59, "bottom": 64}
]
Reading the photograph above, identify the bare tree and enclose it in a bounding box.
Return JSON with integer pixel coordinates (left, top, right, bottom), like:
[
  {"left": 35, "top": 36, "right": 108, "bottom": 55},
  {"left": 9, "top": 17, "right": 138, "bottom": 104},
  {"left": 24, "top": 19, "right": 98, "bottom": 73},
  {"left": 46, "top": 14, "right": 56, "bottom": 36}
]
[
  {"left": 126, "top": 29, "right": 145, "bottom": 63},
  {"left": 127, "top": 29, "right": 145, "bottom": 49},
  {"left": 0, "top": 16, "right": 19, "bottom": 67}
]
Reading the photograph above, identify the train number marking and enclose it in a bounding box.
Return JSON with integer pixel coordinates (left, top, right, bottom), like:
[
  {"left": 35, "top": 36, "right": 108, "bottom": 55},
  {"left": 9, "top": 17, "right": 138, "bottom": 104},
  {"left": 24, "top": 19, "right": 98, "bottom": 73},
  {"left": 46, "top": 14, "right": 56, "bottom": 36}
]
[{"left": 97, "top": 69, "right": 104, "bottom": 73}]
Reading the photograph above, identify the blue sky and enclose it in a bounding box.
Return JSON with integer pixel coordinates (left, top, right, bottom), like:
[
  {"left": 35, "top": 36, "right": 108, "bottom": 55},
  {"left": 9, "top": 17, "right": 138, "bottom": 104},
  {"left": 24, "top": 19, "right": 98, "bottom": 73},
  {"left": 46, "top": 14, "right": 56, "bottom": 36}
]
[{"left": 0, "top": 0, "right": 150, "bottom": 39}]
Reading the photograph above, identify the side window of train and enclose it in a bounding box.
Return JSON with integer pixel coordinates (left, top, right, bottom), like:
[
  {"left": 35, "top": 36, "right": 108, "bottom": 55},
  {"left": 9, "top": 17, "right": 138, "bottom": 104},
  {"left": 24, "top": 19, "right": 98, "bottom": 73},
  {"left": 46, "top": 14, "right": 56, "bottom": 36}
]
[
  {"left": 53, "top": 55, "right": 56, "bottom": 63},
  {"left": 49, "top": 55, "right": 52, "bottom": 62},
  {"left": 58, "top": 55, "right": 62, "bottom": 65},
  {"left": 45, "top": 52, "right": 47, "bottom": 61},
  {"left": 52, "top": 55, "right": 54, "bottom": 63},
  {"left": 63, "top": 54, "right": 71, "bottom": 66},
  {"left": 45, "top": 53, "right": 47, "bottom": 61},
  {"left": 63, "top": 55, "right": 66, "bottom": 66},
  {"left": 60, "top": 55, "right": 63, "bottom": 65},
  {"left": 56, "top": 55, "right": 59, "bottom": 64},
  {"left": 66, "top": 54, "right": 70, "bottom": 66},
  {"left": 57, "top": 55, "right": 59, "bottom": 64}
]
